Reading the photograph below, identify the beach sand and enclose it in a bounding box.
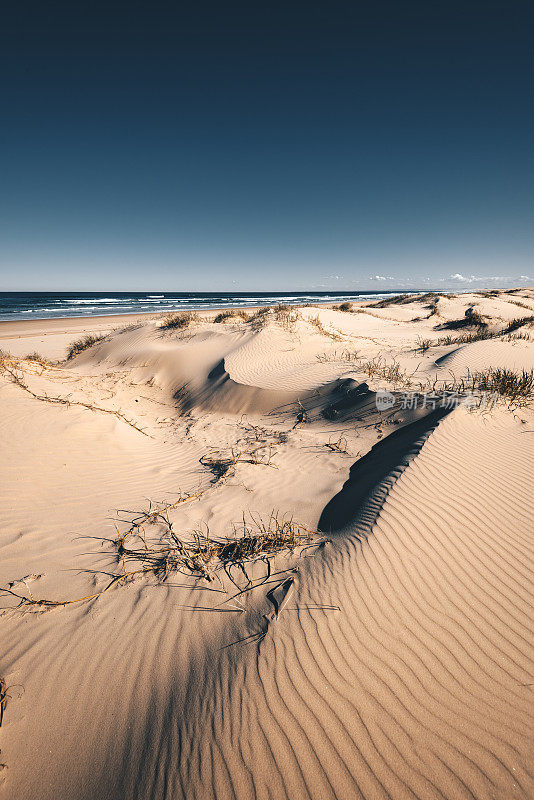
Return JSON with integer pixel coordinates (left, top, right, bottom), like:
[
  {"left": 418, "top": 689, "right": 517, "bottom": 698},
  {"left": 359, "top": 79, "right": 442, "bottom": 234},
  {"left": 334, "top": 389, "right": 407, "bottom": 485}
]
[{"left": 0, "top": 290, "right": 533, "bottom": 800}]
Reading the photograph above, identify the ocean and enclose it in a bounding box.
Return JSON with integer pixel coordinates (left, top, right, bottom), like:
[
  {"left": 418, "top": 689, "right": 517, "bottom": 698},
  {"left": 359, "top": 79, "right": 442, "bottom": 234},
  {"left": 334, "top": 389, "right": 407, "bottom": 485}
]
[{"left": 0, "top": 291, "right": 415, "bottom": 321}]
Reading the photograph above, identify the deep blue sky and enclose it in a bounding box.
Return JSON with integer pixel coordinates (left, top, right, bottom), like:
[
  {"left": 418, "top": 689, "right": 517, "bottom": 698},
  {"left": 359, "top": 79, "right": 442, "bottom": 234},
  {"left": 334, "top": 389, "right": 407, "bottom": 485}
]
[{"left": 1, "top": 0, "right": 533, "bottom": 290}]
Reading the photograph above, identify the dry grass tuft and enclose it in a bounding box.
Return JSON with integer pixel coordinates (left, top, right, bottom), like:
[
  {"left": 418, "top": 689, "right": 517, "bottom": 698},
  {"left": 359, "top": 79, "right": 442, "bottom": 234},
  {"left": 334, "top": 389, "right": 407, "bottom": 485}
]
[
  {"left": 416, "top": 337, "right": 432, "bottom": 353},
  {"left": 1, "top": 509, "right": 316, "bottom": 606},
  {"left": 501, "top": 316, "right": 534, "bottom": 334},
  {"left": 367, "top": 291, "right": 437, "bottom": 308},
  {"left": 0, "top": 489, "right": 204, "bottom": 608},
  {"left": 25, "top": 351, "right": 52, "bottom": 366},
  {"left": 367, "top": 293, "right": 411, "bottom": 308},
  {"left": 334, "top": 302, "right": 353, "bottom": 312},
  {"left": 325, "top": 435, "right": 350, "bottom": 454},
  {"left": 471, "top": 368, "right": 534, "bottom": 404},
  {"left": 504, "top": 331, "right": 531, "bottom": 342},
  {"left": 213, "top": 309, "right": 249, "bottom": 323},
  {"left": 309, "top": 314, "right": 344, "bottom": 341},
  {"left": 248, "top": 306, "right": 272, "bottom": 328},
  {"left": 274, "top": 303, "right": 300, "bottom": 330},
  {"left": 358, "top": 356, "right": 412, "bottom": 387},
  {"left": 200, "top": 441, "right": 278, "bottom": 483},
  {"left": 66, "top": 334, "right": 106, "bottom": 360},
  {"left": 439, "top": 368, "right": 534, "bottom": 407},
  {"left": 115, "top": 511, "right": 315, "bottom": 584},
  {"left": 160, "top": 311, "right": 199, "bottom": 330},
  {"left": 316, "top": 349, "right": 360, "bottom": 363},
  {"left": 235, "top": 302, "right": 300, "bottom": 331},
  {"left": 114, "top": 320, "right": 144, "bottom": 333},
  {"left": 368, "top": 291, "right": 454, "bottom": 309},
  {"left": 420, "top": 314, "right": 534, "bottom": 348},
  {"left": 436, "top": 329, "right": 495, "bottom": 346}
]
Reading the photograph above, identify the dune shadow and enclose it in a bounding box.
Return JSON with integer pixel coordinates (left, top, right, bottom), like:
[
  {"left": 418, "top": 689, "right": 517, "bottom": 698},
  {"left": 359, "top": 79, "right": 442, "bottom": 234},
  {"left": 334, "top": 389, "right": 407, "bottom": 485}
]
[{"left": 318, "top": 406, "right": 451, "bottom": 534}]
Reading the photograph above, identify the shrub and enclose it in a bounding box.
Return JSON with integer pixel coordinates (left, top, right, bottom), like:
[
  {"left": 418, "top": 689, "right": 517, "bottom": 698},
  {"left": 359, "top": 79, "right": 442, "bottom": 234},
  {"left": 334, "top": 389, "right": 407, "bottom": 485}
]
[{"left": 441, "top": 306, "right": 486, "bottom": 330}]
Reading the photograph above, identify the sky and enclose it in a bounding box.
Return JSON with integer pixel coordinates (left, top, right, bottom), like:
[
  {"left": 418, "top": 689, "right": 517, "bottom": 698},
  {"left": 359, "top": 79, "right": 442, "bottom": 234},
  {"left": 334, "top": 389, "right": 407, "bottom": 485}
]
[{"left": 1, "top": 0, "right": 533, "bottom": 291}]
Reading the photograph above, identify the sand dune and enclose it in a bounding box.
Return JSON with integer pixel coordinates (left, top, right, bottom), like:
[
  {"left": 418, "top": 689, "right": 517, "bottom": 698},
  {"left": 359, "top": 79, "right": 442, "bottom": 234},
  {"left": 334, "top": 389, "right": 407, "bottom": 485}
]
[
  {"left": 435, "top": 338, "right": 534, "bottom": 373},
  {"left": 0, "top": 291, "right": 533, "bottom": 800}
]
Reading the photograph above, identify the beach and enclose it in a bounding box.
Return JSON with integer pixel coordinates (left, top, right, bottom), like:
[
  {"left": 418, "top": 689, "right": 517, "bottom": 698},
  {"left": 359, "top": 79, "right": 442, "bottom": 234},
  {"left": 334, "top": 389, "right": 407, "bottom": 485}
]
[{"left": 0, "top": 289, "right": 533, "bottom": 800}]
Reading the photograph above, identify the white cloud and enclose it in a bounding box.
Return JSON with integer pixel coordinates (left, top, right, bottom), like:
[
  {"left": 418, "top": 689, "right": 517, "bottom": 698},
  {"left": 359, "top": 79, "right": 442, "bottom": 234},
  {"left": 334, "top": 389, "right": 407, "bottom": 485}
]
[{"left": 438, "top": 273, "right": 530, "bottom": 288}]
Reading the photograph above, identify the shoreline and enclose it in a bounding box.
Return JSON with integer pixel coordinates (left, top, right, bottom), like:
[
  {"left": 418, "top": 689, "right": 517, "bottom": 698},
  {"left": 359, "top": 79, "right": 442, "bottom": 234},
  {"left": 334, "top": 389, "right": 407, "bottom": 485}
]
[
  {"left": 0, "top": 301, "right": 371, "bottom": 354},
  {"left": 2, "top": 286, "right": 529, "bottom": 328},
  {"left": 0, "top": 298, "right": 368, "bottom": 328},
  {"left": 0, "top": 302, "right": 362, "bottom": 360}
]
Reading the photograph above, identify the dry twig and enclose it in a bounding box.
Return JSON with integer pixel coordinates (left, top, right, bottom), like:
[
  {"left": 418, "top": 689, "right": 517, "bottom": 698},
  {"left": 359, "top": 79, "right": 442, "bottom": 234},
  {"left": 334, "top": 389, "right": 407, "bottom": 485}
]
[{"left": 0, "top": 357, "right": 150, "bottom": 437}]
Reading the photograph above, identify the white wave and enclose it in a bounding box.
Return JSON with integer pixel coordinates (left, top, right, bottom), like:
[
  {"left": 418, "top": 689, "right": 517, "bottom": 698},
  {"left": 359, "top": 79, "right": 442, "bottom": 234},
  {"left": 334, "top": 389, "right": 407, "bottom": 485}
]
[{"left": 63, "top": 299, "right": 130, "bottom": 304}]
